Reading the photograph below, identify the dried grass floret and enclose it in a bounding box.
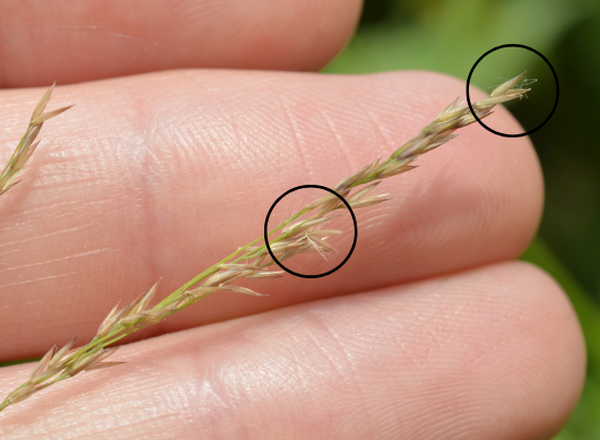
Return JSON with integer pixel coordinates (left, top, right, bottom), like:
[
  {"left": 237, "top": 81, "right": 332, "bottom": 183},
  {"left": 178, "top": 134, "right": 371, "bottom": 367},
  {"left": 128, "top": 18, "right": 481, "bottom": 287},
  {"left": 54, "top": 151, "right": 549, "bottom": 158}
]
[{"left": 0, "top": 84, "right": 72, "bottom": 196}]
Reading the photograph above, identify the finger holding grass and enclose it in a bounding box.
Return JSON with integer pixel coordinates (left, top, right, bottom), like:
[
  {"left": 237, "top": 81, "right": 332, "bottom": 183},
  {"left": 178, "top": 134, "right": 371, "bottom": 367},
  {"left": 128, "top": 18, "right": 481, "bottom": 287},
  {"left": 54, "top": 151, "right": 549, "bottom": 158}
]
[{"left": 0, "top": 68, "right": 580, "bottom": 440}]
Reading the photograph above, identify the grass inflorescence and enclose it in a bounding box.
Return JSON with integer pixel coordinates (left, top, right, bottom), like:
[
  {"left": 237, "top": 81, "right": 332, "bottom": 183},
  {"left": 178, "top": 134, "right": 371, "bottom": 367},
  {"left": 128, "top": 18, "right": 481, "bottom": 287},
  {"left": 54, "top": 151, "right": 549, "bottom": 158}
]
[{"left": 0, "top": 72, "right": 532, "bottom": 412}]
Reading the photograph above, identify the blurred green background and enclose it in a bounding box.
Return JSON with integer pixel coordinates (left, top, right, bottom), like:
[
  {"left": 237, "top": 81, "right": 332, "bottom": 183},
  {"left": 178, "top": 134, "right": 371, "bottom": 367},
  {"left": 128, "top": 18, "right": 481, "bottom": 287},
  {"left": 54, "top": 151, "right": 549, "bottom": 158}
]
[{"left": 322, "top": 0, "right": 600, "bottom": 438}]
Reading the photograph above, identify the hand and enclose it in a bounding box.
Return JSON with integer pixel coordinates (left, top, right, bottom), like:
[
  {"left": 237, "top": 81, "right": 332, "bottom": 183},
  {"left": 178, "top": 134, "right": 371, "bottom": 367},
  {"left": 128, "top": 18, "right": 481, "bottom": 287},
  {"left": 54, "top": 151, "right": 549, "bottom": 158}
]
[{"left": 0, "top": 1, "right": 585, "bottom": 438}]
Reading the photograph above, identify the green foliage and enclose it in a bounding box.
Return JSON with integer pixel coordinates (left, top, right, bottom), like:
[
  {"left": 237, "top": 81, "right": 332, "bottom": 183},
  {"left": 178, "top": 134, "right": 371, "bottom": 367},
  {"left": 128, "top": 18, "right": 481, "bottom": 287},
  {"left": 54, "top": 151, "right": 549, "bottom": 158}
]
[
  {"left": 324, "top": 0, "right": 600, "bottom": 437},
  {"left": 325, "top": 0, "right": 585, "bottom": 78}
]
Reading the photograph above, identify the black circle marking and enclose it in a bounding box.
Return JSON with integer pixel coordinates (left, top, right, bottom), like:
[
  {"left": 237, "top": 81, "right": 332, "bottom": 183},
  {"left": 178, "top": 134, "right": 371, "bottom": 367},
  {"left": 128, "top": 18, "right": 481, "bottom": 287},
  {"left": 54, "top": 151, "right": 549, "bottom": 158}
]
[
  {"left": 466, "top": 44, "right": 559, "bottom": 138},
  {"left": 264, "top": 185, "right": 358, "bottom": 279}
]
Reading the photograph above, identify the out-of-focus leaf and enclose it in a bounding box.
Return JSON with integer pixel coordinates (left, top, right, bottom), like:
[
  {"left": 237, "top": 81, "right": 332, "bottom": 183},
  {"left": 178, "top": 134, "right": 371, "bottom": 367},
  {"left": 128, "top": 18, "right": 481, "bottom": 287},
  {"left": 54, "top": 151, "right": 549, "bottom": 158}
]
[{"left": 325, "top": 0, "right": 585, "bottom": 79}]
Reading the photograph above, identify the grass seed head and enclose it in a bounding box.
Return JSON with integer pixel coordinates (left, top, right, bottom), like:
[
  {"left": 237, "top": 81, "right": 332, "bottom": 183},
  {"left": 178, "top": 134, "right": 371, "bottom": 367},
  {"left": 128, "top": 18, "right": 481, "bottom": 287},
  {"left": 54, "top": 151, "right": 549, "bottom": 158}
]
[{"left": 0, "top": 72, "right": 534, "bottom": 412}]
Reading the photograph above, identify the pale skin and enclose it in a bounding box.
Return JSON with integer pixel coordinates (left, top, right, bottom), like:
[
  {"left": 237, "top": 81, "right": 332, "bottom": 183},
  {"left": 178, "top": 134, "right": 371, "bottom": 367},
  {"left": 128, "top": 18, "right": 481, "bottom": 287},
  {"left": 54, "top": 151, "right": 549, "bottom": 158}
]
[{"left": 0, "top": 1, "right": 586, "bottom": 438}]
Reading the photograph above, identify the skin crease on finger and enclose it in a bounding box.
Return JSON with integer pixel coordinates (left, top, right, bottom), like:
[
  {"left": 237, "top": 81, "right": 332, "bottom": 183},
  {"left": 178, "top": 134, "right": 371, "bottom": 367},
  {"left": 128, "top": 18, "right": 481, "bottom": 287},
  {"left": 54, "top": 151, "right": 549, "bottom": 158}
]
[
  {"left": 0, "top": 261, "right": 586, "bottom": 439},
  {"left": 0, "top": 70, "right": 544, "bottom": 361},
  {"left": 0, "top": 0, "right": 363, "bottom": 87}
]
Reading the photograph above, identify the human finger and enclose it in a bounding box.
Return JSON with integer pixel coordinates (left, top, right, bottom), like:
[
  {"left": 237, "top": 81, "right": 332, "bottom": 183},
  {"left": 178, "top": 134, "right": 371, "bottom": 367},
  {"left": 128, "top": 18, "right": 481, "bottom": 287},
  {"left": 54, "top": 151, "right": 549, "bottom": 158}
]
[
  {"left": 0, "top": 0, "right": 362, "bottom": 87},
  {"left": 0, "top": 262, "right": 585, "bottom": 439}
]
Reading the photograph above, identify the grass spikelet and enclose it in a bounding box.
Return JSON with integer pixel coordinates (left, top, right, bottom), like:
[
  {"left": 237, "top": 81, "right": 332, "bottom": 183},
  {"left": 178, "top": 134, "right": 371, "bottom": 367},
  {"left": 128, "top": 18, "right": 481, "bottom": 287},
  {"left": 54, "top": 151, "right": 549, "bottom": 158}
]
[{"left": 0, "top": 83, "right": 72, "bottom": 196}]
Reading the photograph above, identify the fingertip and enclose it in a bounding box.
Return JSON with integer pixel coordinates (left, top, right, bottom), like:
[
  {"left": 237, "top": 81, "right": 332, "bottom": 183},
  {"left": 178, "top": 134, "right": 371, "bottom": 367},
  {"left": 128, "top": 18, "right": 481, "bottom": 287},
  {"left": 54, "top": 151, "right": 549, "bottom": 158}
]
[{"left": 0, "top": 0, "right": 363, "bottom": 87}]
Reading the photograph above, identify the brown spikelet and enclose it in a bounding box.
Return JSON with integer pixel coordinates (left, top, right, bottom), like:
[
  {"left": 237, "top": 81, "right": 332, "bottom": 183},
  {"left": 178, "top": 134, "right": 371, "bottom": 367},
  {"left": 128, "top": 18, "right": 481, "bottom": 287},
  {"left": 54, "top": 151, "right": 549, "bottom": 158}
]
[
  {"left": 45, "top": 338, "right": 77, "bottom": 372},
  {"left": 0, "top": 83, "right": 72, "bottom": 196}
]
